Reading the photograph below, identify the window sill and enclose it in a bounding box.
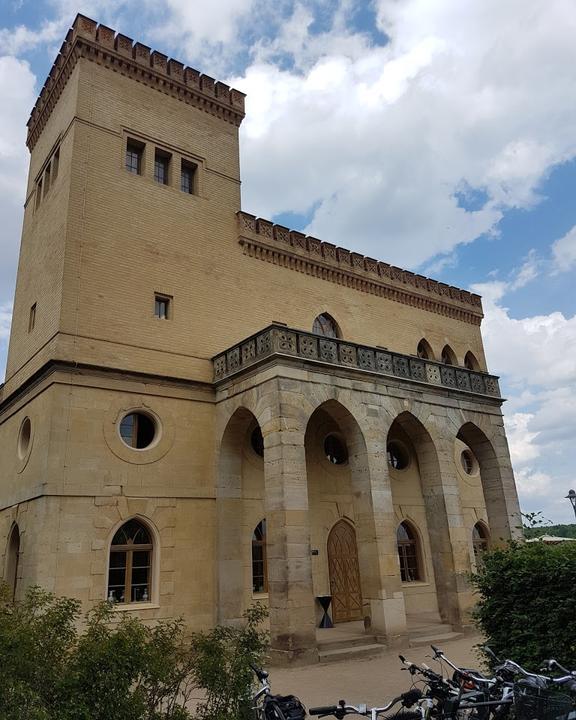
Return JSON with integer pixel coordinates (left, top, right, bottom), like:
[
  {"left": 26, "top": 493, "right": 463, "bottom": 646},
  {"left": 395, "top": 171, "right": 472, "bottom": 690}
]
[
  {"left": 401, "top": 581, "right": 430, "bottom": 588},
  {"left": 111, "top": 602, "right": 160, "bottom": 612},
  {"left": 252, "top": 592, "right": 269, "bottom": 599}
]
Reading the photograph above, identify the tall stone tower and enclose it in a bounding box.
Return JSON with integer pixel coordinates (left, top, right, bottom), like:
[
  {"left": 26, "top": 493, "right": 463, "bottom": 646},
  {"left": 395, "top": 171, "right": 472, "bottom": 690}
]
[{"left": 0, "top": 15, "right": 521, "bottom": 665}]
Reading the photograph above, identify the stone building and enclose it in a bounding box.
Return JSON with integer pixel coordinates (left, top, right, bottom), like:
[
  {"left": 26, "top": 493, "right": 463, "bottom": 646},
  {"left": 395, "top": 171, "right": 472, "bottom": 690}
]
[{"left": 0, "top": 14, "right": 521, "bottom": 664}]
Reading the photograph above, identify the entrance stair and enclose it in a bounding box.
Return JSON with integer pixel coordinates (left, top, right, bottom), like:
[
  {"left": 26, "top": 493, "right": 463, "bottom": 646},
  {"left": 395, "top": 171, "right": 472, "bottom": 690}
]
[
  {"left": 406, "top": 613, "right": 464, "bottom": 648},
  {"left": 316, "top": 621, "right": 386, "bottom": 663}
]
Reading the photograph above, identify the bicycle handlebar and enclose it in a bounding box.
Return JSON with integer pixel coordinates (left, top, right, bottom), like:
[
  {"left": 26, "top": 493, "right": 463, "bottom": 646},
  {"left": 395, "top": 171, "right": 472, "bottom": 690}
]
[
  {"left": 309, "top": 689, "right": 423, "bottom": 717},
  {"left": 309, "top": 705, "right": 340, "bottom": 716}
]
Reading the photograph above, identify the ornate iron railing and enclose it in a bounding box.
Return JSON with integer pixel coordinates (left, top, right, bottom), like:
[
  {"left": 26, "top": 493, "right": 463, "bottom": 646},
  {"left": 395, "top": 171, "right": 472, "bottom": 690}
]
[{"left": 213, "top": 324, "right": 501, "bottom": 398}]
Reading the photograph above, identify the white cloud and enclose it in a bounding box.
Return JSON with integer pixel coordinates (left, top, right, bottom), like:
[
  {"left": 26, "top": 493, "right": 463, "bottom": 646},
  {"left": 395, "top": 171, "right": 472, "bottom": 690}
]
[
  {"left": 552, "top": 225, "right": 576, "bottom": 273},
  {"left": 0, "top": 304, "right": 12, "bottom": 341},
  {"left": 226, "top": 0, "right": 576, "bottom": 267},
  {"left": 0, "top": 19, "right": 65, "bottom": 55},
  {"left": 0, "top": 55, "right": 37, "bottom": 380},
  {"left": 475, "top": 260, "right": 576, "bottom": 521},
  {"left": 515, "top": 468, "right": 554, "bottom": 499},
  {"left": 504, "top": 412, "right": 541, "bottom": 467}
]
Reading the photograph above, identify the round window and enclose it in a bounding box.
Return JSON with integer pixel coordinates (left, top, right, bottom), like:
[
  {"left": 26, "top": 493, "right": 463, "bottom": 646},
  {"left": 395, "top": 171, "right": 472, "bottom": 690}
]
[
  {"left": 119, "top": 412, "right": 157, "bottom": 449},
  {"left": 18, "top": 417, "right": 32, "bottom": 460},
  {"left": 251, "top": 426, "right": 264, "bottom": 457},
  {"left": 461, "top": 449, "right": 476, "bottom": 475},
  {"left": 324, "top": 434, "right": 348, "bottom": 465},
  {"left": 387, "top": 441, "right": 409, "bottom": 470}
]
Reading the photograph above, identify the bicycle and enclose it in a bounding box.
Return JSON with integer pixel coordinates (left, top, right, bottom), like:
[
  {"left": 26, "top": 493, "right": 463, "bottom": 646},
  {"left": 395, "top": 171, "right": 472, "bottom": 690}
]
[
  {"left": 250, "top": 665, "right": 307, "bottom": 720},
  {"left": 308, "top": 688, "right": 425, "bottom": 720}
]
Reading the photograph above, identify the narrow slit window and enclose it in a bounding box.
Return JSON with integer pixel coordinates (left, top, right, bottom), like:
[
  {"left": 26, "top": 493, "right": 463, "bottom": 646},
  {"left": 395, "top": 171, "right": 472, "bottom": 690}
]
[
  {"left": 252, "top": 520, "right": 268, "bottom": 593},
  {"left": 52, "top": 149, "right": 60, "bottom": 182},
  {"left": 35, "top": 179, "right": 43, "bottom": 210},
  {"left": 43, "top": 162, "right": 51, "bottom": 197},
  {"left": 154, "top": 294, "right": 171, "bottom": 320},
  {"left": 154, "top": 150, "right": 170, "bottom": 185},
  {"left": 181, "top": 160, "right": 197, "bottom": 194},
  {"left": 28, "top": 303, "right": 36, "bottom": 332},
  {"left": 126, "top": 140, "right": 143, "bottom": 175}
]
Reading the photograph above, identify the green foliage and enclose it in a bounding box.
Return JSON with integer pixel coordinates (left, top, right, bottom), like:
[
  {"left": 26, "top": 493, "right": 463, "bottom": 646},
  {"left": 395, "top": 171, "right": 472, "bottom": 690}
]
[
  {"left": 0, "top": 585, "right": 269, "bottom": 720},
  {"left": 471, "top": 541, "right": 576, "bottom": 670},
  {"left": 191, "top": 602, "right": 269, "bottom": 720},
  {"left": 524, "top": 522, "right": 576, "bottom": 539}
]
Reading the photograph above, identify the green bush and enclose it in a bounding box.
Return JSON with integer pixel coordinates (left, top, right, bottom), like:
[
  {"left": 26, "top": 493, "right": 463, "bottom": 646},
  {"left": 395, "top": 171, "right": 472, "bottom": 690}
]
[
  {"left": 471, "top": 540, "right": 576, "bottom": 670},
  {"left": 0, "top": 584, "right": 268, "bottom": 720},
  {"left": 191, "top": 603, "right": 269, "bottom": 720}
]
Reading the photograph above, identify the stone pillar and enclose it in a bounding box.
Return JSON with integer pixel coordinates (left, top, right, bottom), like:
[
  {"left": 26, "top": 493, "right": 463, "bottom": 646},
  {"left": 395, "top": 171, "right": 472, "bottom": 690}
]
[
  {"left": 216, "top": 409, "right": 251, "bottom": 625},
  {"left": 351, "top": 421, "right": 407, "bottom": 645},
  {"left": 262, "top": 414, "right": 317, "bottom": 665},
  {"left": 422, "top": 431, "right": 473, "bottom": 629}
]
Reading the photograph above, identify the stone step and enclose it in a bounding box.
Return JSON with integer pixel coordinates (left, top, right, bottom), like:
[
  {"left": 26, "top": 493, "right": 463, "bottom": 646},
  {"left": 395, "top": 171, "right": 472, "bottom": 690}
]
[
  {"left": 408, "top": 631, "right": 464, "bottom": 648},
  {"left": 319, "top": 642, "right": 387, "bottom": 664},
  {"left": 317, "top": 635, "right": 379, "bottom": 651},
  {"left": 407, "top": 623, "right": 454, "bottom": 638}
]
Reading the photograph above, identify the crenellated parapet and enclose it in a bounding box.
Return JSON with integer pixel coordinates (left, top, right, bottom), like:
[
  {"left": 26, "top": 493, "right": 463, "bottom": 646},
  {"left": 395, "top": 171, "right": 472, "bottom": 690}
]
[
  {"left": 237, "top": 212, "right": 484, "bottom": 325},
  {"left": 26, "top": 14, "right": 246, "bottom": 150}
]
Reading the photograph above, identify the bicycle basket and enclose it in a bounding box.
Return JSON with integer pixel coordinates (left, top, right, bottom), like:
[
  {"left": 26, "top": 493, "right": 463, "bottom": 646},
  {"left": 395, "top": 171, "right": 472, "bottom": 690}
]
[
  {"left": 264, "top": 694, "right": 307, "bottom": 720},
  {"left": 514, "top": 684, "right": 575, "bottom": 720}
]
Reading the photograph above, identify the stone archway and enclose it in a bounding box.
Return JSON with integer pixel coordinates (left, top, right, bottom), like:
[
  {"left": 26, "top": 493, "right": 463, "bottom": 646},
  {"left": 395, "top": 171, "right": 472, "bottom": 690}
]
[
  {"left": 388, "top": 411, "right": 462, "bottom": 627},
  {"left": 457, "top": 422, "right": 520, "bottom": 544},
  {"left": 216, "top": 406, "right": 263, "bottom": 624},
  {"left": 327, "top": 519, "right": 362, "bottom": 623}
]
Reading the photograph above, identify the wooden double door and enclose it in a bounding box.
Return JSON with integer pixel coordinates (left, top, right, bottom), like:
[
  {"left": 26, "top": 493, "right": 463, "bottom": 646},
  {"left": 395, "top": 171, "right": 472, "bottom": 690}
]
[{"left": 327, "top": 520, "right": 363, "bottom": 623}]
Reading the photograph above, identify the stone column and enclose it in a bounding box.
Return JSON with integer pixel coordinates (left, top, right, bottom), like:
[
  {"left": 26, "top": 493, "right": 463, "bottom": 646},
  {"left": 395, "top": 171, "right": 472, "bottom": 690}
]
[
  {"left": 350, "top": 422, "right": 407, "bottom": 645},
  {"left": 422, "top": 429, "right": 473, "bottom": 628},
  {"left": 262, "top": 409, "right": 317, "bottom": 665}
]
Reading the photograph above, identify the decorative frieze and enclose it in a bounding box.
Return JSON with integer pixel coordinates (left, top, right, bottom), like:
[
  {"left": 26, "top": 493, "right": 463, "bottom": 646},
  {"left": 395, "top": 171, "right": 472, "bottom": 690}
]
[
  {"left": 237, "top": 212, "right": 484, "bottom": 326},
  {"left": 27, "top": 14, "right": 246, "bottom": 149},
  {"left": 213, "top": 324, "right": 501, "bottom": 399}
]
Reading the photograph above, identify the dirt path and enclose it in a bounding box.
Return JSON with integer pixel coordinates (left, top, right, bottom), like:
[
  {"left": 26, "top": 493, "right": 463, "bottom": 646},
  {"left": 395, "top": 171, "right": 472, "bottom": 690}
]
[{"left": 270, "top": 634, "right": 484, "bottom": 710}]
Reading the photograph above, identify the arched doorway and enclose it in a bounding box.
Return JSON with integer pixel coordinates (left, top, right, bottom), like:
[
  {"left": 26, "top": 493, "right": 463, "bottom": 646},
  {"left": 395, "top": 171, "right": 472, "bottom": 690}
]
[
  {"left": 327, "top": 520, "right": 362, "bottom": 623},
  {"left": 5, "top": 524, "right": 20, "bottom": 601}
]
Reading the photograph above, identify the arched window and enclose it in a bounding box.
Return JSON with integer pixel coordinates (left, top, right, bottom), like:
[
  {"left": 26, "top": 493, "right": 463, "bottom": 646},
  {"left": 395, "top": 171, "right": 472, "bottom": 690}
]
[
  {"left": 441, "top": 344, "right": 457, "bottom": 365},
  {"left": 472, "top": 522, "right": 489, "bottom": 565},
  {"left": 312, "top": 313, "right": 340, "bottom": 338},
  {"left": 252, "top": 520, "right": 267, "bottom": 593},
  {"left": 417, "top": 339, "right": 434, "bottom": 360},
  {"left": 108, "top": 519, "right": 153, "bottom": 604},
  {"left": 397, "top": 522, "right": 421, "bottom": 582},
  {"left": 464, "top": 351, "right": 480, "bottom": 371},
  {"left": 5, "top": 524, "right": 20, "bottom": 601}
]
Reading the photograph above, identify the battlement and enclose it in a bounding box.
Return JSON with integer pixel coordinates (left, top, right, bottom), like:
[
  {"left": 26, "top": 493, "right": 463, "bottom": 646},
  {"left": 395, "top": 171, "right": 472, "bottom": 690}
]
[
  {"left": 238, "top": 211, "right": 484, "bottom": 324},
  {"left": 26, "top": 14, "right": 246, "bottom": 150}
]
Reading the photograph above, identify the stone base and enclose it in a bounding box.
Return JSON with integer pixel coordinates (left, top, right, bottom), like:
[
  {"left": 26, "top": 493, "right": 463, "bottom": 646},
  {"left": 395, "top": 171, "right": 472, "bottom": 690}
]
[{"left": 268, "top": 646, "right": 320, "bottom": 666}]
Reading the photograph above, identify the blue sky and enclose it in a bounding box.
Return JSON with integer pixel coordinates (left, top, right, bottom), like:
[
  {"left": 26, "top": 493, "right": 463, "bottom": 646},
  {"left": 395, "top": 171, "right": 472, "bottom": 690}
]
[{"left": 1, "top": 0, "right": 576, "bottom": 523}]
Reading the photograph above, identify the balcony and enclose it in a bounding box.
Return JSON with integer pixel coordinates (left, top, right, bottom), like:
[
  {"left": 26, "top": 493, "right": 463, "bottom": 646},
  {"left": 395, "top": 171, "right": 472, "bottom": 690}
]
[{"left": 213, "top": 324, "right": 501, "bottom": 399}]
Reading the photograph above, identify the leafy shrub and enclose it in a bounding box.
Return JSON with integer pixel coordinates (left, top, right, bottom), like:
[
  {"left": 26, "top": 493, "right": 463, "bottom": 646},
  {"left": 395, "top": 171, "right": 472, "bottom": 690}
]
[
  {"left": 471, "top": 540, "right": 576, "bottom": 670},
  {"left": 191, "top": 603, "right": 269, "bottom": 720},
  {"left": 0, "top": 584, "right": 268, "bottom": 720}
]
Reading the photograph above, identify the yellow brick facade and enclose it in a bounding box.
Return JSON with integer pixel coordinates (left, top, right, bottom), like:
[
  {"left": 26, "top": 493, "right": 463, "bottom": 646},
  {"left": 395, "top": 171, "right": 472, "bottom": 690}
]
[{"left": 0, "top": 15, "right": 521, "bottom": 663}]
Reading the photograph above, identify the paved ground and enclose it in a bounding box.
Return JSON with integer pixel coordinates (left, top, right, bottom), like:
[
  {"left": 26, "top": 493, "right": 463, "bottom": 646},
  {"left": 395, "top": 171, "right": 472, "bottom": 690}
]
[{"left": 271, "top": 634, "right": 484, "bottom": 710}]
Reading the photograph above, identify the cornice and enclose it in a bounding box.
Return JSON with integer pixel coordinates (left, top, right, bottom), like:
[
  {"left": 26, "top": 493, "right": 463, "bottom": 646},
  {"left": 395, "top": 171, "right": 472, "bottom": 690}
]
[
  {"left": 237, "top": 212, "right": 484, "bottom": 326},
  {"left": 26, "top": 14, "right": 246, "bottom": 150}
]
